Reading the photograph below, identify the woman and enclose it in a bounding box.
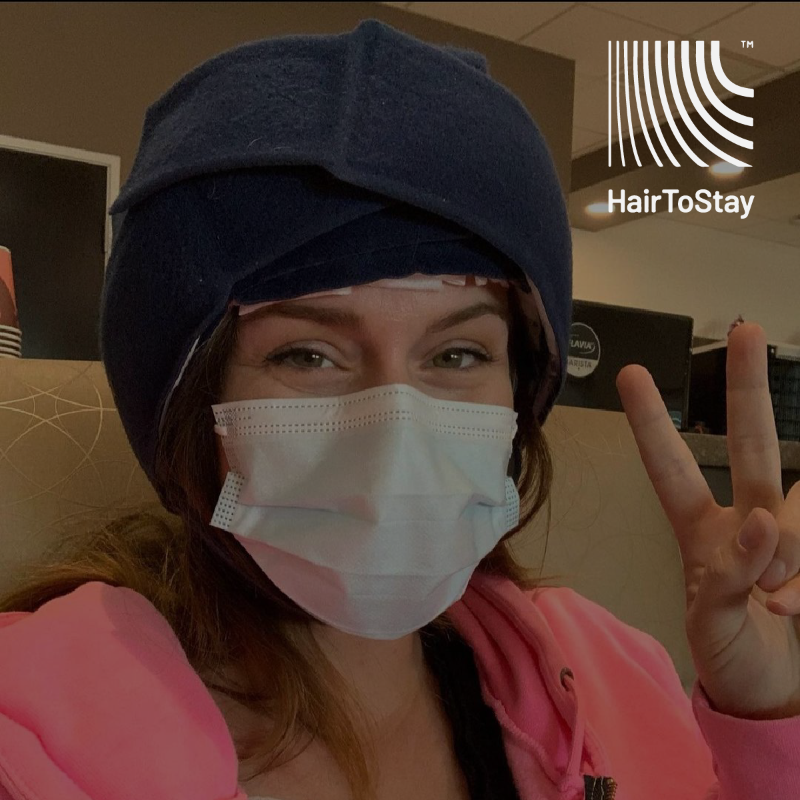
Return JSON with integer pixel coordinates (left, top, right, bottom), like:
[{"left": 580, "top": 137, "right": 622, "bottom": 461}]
[{"left": 1, "top": 19, "right": 799, "bottom": 800}]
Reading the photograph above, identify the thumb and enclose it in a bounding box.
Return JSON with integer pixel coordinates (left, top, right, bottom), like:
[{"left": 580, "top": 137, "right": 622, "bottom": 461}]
[
  {"left": 691, "top": 509, "right": 778, "bottom": 634},
  {"left": 736, "top": 507, "right": 781, "bottom": 584}
]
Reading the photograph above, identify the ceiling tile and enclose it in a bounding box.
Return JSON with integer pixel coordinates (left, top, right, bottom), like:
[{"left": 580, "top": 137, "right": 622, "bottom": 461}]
[
  {"left": 572, "top": 127, "right": 607, "bottom": 155},
  {"left": 712, "top": 52, "right": 770, "bottom": 87},
  {"left": 744, "top": 69, "right": 785, "bottom": 89},
  {"left": 700, "top": 4, "right": 800, "bottom": 67},
  {"left": 522, "top": 5, "right": 687, "bottom": 78},
  {"left": 404, "top": 2, "right": 573, "bottom": 42},
  {"left": 522, "top": 5, "right": 771, "bottom": 85},
  {"left": 586, "top": 3, "right": 751, "bottom": 36},
  {"left": 734, "top": 220, "right": 800, "bottom": 248}
]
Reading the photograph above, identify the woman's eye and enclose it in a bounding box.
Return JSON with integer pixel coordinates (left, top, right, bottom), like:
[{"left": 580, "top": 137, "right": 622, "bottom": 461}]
[
  {"left": 263, "top": 346, "right": 495, "bottom": 371},
  {"left": 264, "top": 347, "right": 336, "bottom": 370},
  {"left": 431, "top": 348, "right": 493, "bottom": 369}
]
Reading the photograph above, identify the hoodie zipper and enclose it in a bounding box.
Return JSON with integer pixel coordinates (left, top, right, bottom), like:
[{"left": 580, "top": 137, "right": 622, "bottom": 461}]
[{"left": 584, "top": 775, "right": 617, "bottom": 799}]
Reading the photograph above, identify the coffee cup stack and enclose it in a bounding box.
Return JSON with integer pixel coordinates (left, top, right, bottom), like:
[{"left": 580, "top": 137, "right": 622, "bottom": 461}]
[{"left": 0, "top": 247, "right": 21, "bottom": 358}]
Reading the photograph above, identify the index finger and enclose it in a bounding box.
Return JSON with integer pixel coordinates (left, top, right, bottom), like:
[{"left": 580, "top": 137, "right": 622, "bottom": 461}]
[
  {"left": 616, "top": 364, "right": 716, "bottom": 537},
  {"left": 725, "top": 323, "right": 783, "bottom": 515}
]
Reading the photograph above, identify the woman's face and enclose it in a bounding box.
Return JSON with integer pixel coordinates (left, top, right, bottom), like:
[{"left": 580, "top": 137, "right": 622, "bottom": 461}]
[{"left": 216, "top": 281, "right": 514, "bottom": 477}]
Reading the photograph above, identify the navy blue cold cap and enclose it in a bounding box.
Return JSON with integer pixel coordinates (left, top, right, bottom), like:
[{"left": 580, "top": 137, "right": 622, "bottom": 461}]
[{"left": 100, "top": 18, "right": 573, "bottom": 489}]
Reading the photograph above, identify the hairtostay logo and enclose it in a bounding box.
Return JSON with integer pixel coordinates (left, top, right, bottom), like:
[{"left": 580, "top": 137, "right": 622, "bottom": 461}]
[
  {"left": 608, "top": 40, "right": 753, "bottom": 169},
  {"left": 605, "top": 40, "right": 756, "bottom": 219}
]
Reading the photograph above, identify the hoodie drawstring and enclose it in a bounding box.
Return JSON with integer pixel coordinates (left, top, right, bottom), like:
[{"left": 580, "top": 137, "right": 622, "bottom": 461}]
[{"left": 559, "top": 667, "right": 587, "bottom": 785}]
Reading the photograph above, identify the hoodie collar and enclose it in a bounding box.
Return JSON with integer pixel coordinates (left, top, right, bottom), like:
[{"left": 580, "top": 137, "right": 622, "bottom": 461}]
[{"left": 447, "top": 570, "right": 599, "bottom": 796}]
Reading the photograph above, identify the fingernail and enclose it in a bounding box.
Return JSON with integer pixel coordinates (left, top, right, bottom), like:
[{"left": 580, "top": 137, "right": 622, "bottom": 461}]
[
  {"left": 769, "top": 558, "right": 787, "bottom": 584},
  {"left": 771, "top": 585, "right": 800, "bottom": 611}
]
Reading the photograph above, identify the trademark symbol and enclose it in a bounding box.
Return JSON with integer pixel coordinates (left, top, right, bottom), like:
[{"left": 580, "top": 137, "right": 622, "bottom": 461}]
[{"left": 741, "top": 41, "right": 754, "bottom": 48}]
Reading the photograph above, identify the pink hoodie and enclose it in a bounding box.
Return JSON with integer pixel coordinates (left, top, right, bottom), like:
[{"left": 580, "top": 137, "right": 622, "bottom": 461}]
[{"left": 1, "top": 573, "right": 798, "bottom": 800}]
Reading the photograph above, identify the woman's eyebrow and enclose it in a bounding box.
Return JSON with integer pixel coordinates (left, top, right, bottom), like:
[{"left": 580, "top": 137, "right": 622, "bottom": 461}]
[{"left": 245, "top": 300, "right": 510, "bottom": 334}]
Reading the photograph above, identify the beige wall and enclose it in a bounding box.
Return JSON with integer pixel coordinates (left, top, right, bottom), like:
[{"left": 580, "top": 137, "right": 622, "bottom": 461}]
[
  {"left": 0, "top": 2, "right": 573, "bottom": 188},
  {"left": 572, "top": 218, "right": 800, "bottom": 345},
  {"left": 532, "top": 404, "right": 699, "bottom": 694}
]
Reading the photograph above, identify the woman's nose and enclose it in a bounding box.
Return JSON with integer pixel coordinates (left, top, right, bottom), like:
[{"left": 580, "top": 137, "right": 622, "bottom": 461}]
[{"left": 358, "top": 353, "right": 416, "bottom": 392}]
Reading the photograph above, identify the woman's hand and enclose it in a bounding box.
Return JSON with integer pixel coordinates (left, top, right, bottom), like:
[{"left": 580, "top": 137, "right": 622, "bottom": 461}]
[{"left": 616, "top": 322, "right": 800, "bottom": 720}]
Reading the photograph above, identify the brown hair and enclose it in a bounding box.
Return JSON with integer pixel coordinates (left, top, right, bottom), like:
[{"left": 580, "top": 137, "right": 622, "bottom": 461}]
[{"left": 0, "top": 289, "right": 566, "bottom": 800}]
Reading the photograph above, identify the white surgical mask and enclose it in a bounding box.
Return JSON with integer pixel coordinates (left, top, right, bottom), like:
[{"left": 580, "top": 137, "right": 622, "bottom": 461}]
[{"left": 210, "top": 383, "right": 520, "bottom": 639}]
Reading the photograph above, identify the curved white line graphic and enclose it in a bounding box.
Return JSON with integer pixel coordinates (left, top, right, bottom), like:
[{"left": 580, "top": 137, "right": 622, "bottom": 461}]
[
  {"left": 632, "top": 41, "right": 662, "bottom": 167},
  {"left": 609, "top": 40, "right": 754, "bottom": 168},
  {"left": 682, "top": 42, "right": 752, "bottom": 167},
  {"left": 697, "top": 41, "right": 753, "bottom": 126},
  {"left": 623, "top": 41, "right": 641, "bottom": 166},
  {"left": 711, "top": 41, "right": 754, "bottom": 97},
  {"left": 675, "top": 41, "right": 751, "bottom": 167},
  {"left": 608, "top": 41, "right": 612, "bottom": 167},
  {"left": 658, "top": 41, "right": 706, "bottom": 166},
  {"left": 615, "top": 41, "right": 625, "bottom": 167},
  {"left": 643, "top": 41, "right": 678, "bottom": 166}
]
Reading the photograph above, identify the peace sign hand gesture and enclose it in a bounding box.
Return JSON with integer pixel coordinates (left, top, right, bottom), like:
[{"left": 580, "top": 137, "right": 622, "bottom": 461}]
[{"left": 616, "top": 322, "right": 800, "bottom": 721}]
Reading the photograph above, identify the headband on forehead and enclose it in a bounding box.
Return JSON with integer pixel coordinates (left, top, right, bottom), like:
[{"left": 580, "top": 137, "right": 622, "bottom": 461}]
[
  {"left": 100, "top": 19, "right": 572, "bottom": 492},
  {"left": 234, "top": 274, "right": 512, "bottom": 317}
]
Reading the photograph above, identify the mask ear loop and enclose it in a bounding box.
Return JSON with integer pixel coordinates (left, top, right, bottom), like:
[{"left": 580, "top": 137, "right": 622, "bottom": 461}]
[
  {"left": 507, "top": 367, "right": 523, "bottom": 483},
  {"left": 507, "top": 445, "right": 523, "bottom": 483}
]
